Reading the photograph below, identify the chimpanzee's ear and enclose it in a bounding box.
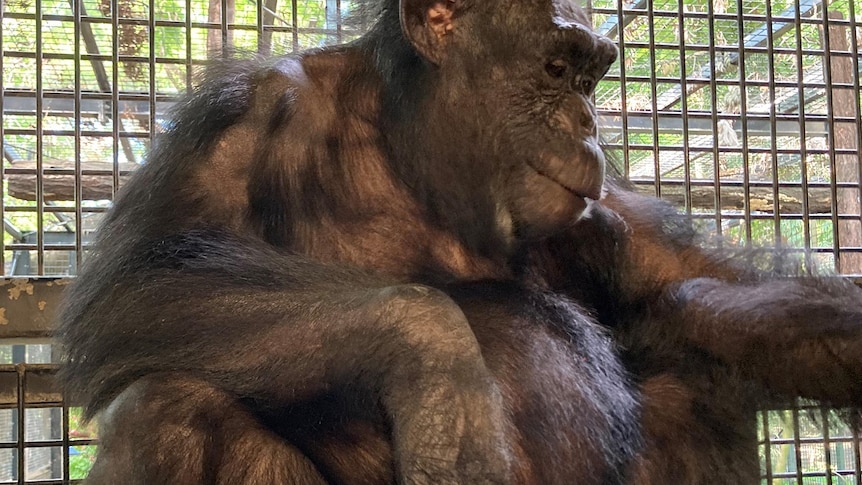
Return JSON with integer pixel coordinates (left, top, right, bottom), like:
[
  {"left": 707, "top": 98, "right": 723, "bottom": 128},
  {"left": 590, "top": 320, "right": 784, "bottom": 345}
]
[{"left": 400, "top": 0, "right": 463, "bottom": 65}]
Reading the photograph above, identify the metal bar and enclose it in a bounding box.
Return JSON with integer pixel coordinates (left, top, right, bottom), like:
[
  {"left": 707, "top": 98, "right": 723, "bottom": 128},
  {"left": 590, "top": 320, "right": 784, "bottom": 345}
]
[
  {"left": 794, "top": 0, "right": 814, "bottom": 270},
  {"left": 735, "top": 0, "right": 753, "bottom": 245},
  {"left": 61, "top": 389, "right": 69, "bottom": 484},
  {"left": 73, "top": 0, "right": 83, "bottom": 275},
  {"left": 185, "top": 0, "right": 192, "bottom": 88},
  {"left": 0, "top": 481, "right": 85, "bottom": 485},
  {"left": 221, "top": 0, "right": 229, "bottom": 52},
  {"left": 762, "top": 411, "right": 774, "bottom": 483},
  {"left": 16, "top": 365, "right": 24, "bottom": 485},
  {"left": 257, "top": 0, "right": 264, "bottom": 52},
  {"left": 645, "top": 0, "right": 660, "bottom": 197},
  {"left": 792, "top": 405, "right": 804, "bottom": 485},
  {"left": 35, "top": 0, "right": 45, "bottom": 276},
  {"left": 149, "top": 0, "right": 157, "bottom": 168},
  {"left": 765, "top": 0, "right": 782, "bottom": 248},
  {"left": 822, "top": 406, "right": 834, "bottom": 485},
  {"left": 0, "top": 440, "right": 96, "bottom": 450},
  {"left": 766, "top": 435, "right": 859, "bottom": 446},
  {"left": 596, "top": 144, "right": 856, "bottom": 157},
  {"left": 707, "top": 0, "right": 723, "bottom": 237},
  {"left": 592, "top": 6, "right": 834, "bottom": 25},
  {"left": 854, "top": 412, "right": 862, "bottom": 483},
  {"left": 0, "top": 11, "right": 353, "bottom": 35},
  {"left": 675, "top": 0, "right": 691, "bottom": 215},
  {"left": 821, "top": 4, "right": 841, "bottom": 272},
  {"left": 111, "top": 0, "right": 121, "bottom": 199},
  {"left": 615, "top": 0, "right": 630, "bottom": 177},
  {"left": 335, "top": 0, "right": 342, "bottom": 44},
  {"left": 291, "top": 0, "right": 298, "bottom": 51}
]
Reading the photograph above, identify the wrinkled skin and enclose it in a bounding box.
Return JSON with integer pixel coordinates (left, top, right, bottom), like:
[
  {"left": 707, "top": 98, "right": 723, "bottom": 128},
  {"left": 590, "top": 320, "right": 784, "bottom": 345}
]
[{"left": 57, "top": 0, "right": 862, "bottom": 484}]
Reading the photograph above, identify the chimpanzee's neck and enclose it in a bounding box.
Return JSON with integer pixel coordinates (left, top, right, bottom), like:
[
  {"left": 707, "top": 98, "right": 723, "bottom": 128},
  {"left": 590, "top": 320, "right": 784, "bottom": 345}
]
[
  {"left": 268, "top": 44, "right": 512, "bottom": 283},
  {"left": 369, "top": 54, "right": 512, "bottom": 274}
]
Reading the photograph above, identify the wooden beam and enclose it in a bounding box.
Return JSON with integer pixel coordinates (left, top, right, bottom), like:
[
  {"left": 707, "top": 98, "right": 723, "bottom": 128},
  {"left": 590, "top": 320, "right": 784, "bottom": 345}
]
[
  {"left": 5, "top": 160, "right": 137, "bottom": 202},
  {"left": 634, "top": 184, "right": 836, "bottom": 215}
]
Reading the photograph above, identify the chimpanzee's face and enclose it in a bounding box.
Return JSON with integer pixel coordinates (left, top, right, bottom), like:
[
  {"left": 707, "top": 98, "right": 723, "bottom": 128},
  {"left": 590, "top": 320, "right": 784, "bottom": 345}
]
[{"left": 439, "top": 0, "right": 618, "bottom": 240}]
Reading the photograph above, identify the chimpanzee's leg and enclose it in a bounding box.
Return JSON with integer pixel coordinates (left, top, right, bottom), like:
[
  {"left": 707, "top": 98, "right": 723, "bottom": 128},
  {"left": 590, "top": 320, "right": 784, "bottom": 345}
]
[{"left": 85, "top": 375, "right": 328, "bottom": 485}]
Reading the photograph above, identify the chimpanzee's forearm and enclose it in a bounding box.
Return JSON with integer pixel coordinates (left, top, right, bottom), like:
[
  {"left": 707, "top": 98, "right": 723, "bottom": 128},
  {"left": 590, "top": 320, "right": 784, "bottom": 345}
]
[{"left": 59, "top": 230, "right": 513, "bottom": 484}]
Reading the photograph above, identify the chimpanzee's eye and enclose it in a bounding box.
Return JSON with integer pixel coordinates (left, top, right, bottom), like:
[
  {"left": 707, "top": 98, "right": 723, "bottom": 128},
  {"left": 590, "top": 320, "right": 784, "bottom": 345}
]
[
  {"left": 573, "top": 74, "right": 597, "bottom": 94},
  {"left": 545, "top": 60, "right": 569, "bottom": 79}
]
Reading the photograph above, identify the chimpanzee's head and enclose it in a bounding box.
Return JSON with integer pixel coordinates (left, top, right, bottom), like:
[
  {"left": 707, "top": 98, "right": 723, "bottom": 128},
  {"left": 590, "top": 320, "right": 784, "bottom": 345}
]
[{"left": 397, "top": 0, "right": 617, "bottom": 241}]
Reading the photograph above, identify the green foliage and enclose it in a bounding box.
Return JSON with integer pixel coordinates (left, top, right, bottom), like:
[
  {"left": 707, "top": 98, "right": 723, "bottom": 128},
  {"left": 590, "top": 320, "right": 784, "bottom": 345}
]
[
  {"left": 67, "top": 407, "right": 98, "bottom": 480},
  {"left": 591, "top": 0, "right": 860, "bottom": 258},
  {"left": 69, "top": 445, "right": 98, "bottom": 480}
]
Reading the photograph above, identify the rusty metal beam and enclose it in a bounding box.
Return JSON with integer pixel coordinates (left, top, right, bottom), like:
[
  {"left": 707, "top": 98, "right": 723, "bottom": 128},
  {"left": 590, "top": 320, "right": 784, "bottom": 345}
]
[{"left": 0, "top": 278, "right": 70, "bottom": 340}]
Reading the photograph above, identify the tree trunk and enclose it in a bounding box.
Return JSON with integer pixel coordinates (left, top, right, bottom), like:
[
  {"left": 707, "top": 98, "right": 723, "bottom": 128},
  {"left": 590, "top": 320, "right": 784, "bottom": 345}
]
[
  {"left": 207, "top": 0, "right": 236, "bottom": 55},
  {"left": 827, "top": 12, "right": 862, "bottom": 274}
]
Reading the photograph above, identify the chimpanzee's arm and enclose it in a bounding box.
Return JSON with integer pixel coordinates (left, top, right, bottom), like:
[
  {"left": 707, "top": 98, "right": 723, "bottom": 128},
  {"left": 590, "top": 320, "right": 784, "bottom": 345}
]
[
  {"left": 59, "top": 230, "right": 513, "bottom": 484},
  {"left": 674, "top": 275, "right": 862, "bottom": 404},
  {"left": 535, "top": 181, "right": 862, "bottom": 406}
]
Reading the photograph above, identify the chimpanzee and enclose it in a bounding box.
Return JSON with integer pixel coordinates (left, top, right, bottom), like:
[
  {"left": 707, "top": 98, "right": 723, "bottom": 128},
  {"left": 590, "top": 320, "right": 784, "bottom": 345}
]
[{"left": 56, "top": 0, "right": 862, "bottom": 483}]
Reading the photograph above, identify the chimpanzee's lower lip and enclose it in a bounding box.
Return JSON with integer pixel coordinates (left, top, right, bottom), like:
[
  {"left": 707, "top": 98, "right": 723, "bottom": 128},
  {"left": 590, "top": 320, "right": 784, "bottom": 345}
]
[{"left": 527, "top": 160, "right": 602, "bottom": 201}]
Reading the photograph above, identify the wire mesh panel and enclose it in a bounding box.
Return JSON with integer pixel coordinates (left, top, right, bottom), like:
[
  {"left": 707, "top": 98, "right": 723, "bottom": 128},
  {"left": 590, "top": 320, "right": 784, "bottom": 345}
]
[
  {"left": 1, "top": 0, "right": 361, "bottom": 278},
  {"left": 592, "top": 0, "right": 862, "bottom": 276},
  {"left": 591, "top": 2, "right": 862, "bottom": 483},
  {"left": 0, "top": 357, "right": 90, "bottom": 485},
  {"left": 760, "top": 404, "right": 862, "bottom": 485}
]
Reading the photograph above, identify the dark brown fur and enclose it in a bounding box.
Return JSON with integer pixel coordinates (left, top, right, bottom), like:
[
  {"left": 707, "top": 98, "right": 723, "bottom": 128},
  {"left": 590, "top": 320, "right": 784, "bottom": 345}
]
[{"left": 57, "top": 0, "right": 862, "bottom": 484}]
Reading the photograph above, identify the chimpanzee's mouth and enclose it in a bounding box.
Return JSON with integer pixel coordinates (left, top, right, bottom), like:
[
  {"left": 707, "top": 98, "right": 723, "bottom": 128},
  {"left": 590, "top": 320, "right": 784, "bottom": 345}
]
[
  {"left": 529, "top": 151, "right": 604, "bottom": 201},
  {"left": 529, "top": 164, "right": 595, "bottom": 201}
]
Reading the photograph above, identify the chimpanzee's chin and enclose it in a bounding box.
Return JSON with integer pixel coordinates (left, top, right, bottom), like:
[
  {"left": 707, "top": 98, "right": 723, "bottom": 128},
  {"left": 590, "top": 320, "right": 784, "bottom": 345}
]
[{"left": 516, "top": 195, "right": 590, "bottom": 241}]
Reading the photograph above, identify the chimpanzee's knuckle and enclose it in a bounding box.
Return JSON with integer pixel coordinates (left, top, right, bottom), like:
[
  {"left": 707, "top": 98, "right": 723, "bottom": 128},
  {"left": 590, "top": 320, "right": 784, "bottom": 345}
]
[{"left": 374, "top": 284, "right": 480, "bottom": 355}]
